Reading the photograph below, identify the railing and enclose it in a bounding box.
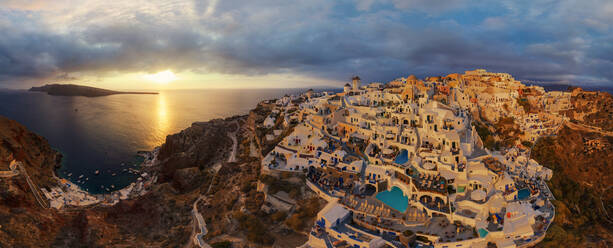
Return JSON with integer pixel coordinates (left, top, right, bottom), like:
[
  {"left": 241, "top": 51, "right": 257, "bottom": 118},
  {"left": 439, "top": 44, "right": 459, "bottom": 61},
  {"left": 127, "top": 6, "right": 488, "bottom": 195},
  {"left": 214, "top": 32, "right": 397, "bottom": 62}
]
[{"left": 18, "top": 164, "right": 50, "bottom": 209}]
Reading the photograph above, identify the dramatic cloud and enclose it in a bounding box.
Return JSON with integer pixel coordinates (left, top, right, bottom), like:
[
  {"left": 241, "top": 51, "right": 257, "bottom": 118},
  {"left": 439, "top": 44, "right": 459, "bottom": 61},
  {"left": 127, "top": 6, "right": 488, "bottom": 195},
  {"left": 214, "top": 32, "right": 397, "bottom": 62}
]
[{"left": 0, "top": 0, "right": 611, "bottom": 87}]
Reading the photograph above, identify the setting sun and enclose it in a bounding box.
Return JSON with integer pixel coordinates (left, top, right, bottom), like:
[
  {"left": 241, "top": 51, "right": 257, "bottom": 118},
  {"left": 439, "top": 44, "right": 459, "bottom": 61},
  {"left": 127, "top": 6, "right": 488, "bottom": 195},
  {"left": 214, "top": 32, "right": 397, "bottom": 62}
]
[{"left": 143, "top": 70, "right": 178, "bottom": 84}]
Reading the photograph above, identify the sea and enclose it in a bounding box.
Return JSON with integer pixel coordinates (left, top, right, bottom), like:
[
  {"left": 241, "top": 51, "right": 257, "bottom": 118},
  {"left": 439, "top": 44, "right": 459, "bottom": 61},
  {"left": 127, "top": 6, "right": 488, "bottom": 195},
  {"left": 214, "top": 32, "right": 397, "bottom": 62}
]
[{"left": 0, "top": 88, "right": 329, "bottom": 194}]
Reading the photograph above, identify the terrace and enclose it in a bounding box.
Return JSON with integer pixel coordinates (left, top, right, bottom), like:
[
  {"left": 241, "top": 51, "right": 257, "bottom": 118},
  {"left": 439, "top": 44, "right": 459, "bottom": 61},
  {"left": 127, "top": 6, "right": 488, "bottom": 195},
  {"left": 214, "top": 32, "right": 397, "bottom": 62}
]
[
  {"left": 423, "top": 217, "right": 478, "bottom": 242},
  {"left": 483, "top": 157, "right": 506, "bottom": 175},
  {"left": 420, "top": 160, "right": 438, "bottom": 171},
  {"left": 307, "top": 167, "right": 356, "bottom": 194},
  {"left": 418, "top": 195, "right": 450, "bottom": 213},
  {"left": 343, "top": 195, "right": 399, "bottom": 219},
  {"left": 412, "top": 173, "right": 448, "bottom": 195}
]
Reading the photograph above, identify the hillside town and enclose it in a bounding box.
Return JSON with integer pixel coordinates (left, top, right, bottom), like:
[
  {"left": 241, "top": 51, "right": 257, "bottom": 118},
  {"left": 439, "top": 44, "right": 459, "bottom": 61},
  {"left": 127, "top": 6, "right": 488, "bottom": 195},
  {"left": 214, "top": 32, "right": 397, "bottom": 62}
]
[{"left": 258, "top": 70, "right": 562, "bottom": 248}]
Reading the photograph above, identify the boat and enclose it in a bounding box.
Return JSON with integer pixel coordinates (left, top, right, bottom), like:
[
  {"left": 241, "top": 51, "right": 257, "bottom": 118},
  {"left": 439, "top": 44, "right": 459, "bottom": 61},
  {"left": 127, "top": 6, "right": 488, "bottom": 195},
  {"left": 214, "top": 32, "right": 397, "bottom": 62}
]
[
  {"left": 79, "top": 175, "right": 84, "bottom": 179},
  {"left": 111, "top": 185, "right": 115, "bottom": 189},
  {"left": 112, "top": 173, "right": 117, "bottom": 176},
  {"left": 67, "top": 173, "right": 73, "bottom": 177},
  {"left": 95, "top": 170, "right": 100, "bottom": 175}
]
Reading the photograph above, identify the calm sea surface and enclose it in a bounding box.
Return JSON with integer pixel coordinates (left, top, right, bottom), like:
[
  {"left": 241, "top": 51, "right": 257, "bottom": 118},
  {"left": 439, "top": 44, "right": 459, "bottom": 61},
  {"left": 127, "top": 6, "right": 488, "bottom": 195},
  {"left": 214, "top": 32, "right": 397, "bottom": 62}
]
[{"left": 0, "top": 88, "right": 318, "bottom": 194}]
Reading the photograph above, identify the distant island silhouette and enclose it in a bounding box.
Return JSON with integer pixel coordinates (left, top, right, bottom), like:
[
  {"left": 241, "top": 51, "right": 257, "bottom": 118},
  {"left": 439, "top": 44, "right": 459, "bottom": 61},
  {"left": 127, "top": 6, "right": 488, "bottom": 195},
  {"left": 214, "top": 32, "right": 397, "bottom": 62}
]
[{"left": 29, "top": 84, "right": 158, "bottom": 97}]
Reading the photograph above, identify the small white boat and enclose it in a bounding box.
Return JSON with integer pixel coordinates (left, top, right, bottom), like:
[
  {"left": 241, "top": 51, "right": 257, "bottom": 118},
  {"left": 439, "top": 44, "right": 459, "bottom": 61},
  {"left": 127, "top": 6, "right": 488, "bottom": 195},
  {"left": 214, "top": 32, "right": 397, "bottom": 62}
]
[
  {"left": 67, "top": 173, "right": 73, "bottom": 177},
  {"left": 79, "top": 175, "right": 84, "bottom": 179},
  {"left": 111, "top": 185, "right": 115, "bottom": 189},
  {"left": 112, "top": 173, "right": 117, "bottom": 176},
  {"left": 95, "top": 170, "right": 100, "bottom": 175}
]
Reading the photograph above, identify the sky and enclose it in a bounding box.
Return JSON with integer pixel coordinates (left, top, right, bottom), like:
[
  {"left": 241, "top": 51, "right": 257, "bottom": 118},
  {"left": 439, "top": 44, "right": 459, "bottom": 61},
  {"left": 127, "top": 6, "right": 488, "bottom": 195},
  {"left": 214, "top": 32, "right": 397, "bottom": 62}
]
[{"left": 0, "top": 0, "right": 612, "bottom": 90}]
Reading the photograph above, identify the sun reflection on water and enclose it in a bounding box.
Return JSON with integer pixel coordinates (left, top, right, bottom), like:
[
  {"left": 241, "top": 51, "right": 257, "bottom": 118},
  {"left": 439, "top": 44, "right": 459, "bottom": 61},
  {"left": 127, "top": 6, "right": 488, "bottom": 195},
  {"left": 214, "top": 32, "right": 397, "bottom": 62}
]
[{"left": 151, "top": 92, "right": 170, "bottom": 147}]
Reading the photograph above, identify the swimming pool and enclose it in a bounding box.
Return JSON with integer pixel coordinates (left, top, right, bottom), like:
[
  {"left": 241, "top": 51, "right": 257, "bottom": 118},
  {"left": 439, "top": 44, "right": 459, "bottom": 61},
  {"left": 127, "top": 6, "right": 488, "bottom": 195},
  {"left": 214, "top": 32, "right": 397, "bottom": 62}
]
[
  {"left": 478, "top": 228, "right": 489, "bottom": 238},
  {"left": 394, "top": 149, "right": 409, "bottom": 165},
  {"left": 517, "top": 188, "right": 530, "bottom": 200},
  {"left": 375, "top": 186, "right": 408, "bottom": 212}
]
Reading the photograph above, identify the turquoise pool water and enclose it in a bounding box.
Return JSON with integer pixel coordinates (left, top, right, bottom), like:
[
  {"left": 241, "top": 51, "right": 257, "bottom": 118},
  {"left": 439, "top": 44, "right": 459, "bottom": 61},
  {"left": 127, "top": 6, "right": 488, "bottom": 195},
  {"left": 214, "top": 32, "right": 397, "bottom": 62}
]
[
  {"left": 394, "top": 149, "right": 409, "bottom": 164},
  {"left": 375, "top": 186, "right": 408, "bottom": 212},
  {"left": 478, "top": 228, "right": 489, "bottom": 237},
  {"left": 517, "top": 188, "right": 530, "bottom": 200}
]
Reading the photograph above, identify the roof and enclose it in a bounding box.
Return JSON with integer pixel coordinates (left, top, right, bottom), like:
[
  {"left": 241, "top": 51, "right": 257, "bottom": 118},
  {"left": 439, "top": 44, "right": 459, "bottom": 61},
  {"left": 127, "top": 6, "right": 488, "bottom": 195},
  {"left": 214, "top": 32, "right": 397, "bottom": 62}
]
[
  {"left": 344, "top": 83, "right": 351, "bottom": 87},
  {"left": 439, "top": 169, "right": 456, "bottom": 180},
  {"left": 503, "top": 214, "right": 534, "bottom": 236},
  {"left": 322, "top": 204, "right": 350, "bottom": 223}
]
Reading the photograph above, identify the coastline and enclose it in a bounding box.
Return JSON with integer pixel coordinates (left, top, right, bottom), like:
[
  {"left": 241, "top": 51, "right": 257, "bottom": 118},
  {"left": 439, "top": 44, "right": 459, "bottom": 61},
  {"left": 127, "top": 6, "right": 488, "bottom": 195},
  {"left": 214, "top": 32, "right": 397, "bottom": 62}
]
[{"left": 46, "top": 148, "right": 160, "bottom": 209}]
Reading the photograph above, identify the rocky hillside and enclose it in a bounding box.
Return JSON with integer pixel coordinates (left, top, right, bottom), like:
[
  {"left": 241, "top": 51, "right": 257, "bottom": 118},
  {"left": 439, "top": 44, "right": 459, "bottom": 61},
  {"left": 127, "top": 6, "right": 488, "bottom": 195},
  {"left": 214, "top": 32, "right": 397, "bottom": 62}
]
[
  {"left": 531, "top": 90, "right": 613, "bottom": 248},
  {"left": 0, "top": 99, "right": 321, "bottom": 248},
  {"left": 29, "top": 84, "right": 158, "bottom": 97},
  {"left": 0, "top": 116, "right": 65, "bottom": 247},
  {"left": 563, "top": 88, "right": 613, "bottom": 131},
  {"left": 156, "top": 118, "right": 236, "bottom": 191},
  {"left": 0, "top": 116, "right": 62, "bottom": 188},
  {"left": 532, "top": 126, "right": 613, "bottom": 248},
  {"left": 0, "top": 114, "right": 238, "bottom": 247}
]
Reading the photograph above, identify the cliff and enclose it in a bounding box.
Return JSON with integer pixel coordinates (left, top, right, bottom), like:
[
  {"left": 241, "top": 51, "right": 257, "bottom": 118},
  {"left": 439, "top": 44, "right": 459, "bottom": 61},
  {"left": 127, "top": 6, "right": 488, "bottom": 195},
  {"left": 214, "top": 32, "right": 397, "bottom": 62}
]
[
  {"left": 0, "top": 116, "right": 62, "bottom": 188},
  {"left": 0, "top": 114, "right": 236, "bottom": 247},
  {"left": 0, "top": 116, "right": 64, "bottom": 247},
  {"left": 29, "top": 84, "right": 158, "bottom": 97},
  {"left": 531, "top": 90, "right": 613, "bottom": 247},
  {"left": 0, "top": 101, "right": 314, "bottom": 247},
  {"left": 532, "top": 126, "right": 613, "bottom": 247},
  {"left": 563, "top": 87, "right": 613, "bottom": 132}
]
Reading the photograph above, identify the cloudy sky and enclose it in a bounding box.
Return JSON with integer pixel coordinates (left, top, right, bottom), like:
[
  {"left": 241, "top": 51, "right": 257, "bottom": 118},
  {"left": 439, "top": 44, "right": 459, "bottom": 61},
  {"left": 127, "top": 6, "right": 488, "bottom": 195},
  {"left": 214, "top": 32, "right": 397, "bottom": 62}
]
[{"left": 1, "top": 0, "right": 612, "bottom": 89}]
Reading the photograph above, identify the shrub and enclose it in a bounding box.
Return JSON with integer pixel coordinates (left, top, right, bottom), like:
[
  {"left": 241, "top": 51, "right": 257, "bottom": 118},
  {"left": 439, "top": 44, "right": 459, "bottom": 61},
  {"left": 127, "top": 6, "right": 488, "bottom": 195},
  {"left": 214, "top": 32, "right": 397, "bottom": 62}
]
[
  {"left": 270, "top": 211, "right": 287, "bottom": 222},
  {"left": 211, "top": 241, "right": 232, "bottom": 248}
]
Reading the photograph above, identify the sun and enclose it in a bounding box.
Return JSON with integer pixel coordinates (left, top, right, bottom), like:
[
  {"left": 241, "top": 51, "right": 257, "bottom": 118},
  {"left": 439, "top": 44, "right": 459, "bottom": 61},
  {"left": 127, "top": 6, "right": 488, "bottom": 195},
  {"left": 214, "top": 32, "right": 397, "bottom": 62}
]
[{"left": 143, "top": 70, "right": 178, "bottom": 84}]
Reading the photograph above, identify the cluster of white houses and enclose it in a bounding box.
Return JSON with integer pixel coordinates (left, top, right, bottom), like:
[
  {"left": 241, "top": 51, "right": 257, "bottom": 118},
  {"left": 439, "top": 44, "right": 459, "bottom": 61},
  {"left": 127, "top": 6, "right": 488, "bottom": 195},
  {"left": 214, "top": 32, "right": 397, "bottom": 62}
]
[{"left": 260, "top": 70, "right": 558, "bottom": 248}]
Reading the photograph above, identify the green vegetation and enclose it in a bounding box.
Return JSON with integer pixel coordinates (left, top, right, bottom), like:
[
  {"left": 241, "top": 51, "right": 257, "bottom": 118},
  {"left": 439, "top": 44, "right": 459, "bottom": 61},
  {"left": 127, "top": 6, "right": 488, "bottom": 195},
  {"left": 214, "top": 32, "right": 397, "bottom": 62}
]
[
  {"left": 521, "top": 141, "right": 533, "bottom": 148},
  {"left": 285, "top": 197, "right": 321, "bottom": 232},
  {"left": 211, "top": 241, "right": 232, "bottom": 248},
  {"left": 270, "top": 211, "right": 287, "bottom": 222},
  {"left": 415, "top": 235, "right": 430, "bottom": 243},
  {"left": 531, "top": 135, "right": 609, "bottom": 247},
  {"left": 473, "top": 117, "right": 522, "bottom": 150},
  {"left": 233, "top": 212, "right": 274, "bottom": 244},
  {"left": 259, "top": 175, "right": 302, "bottom": 199},
  {"left": 473, "top": 121, "right": 499, "bottom": 150},
  {"left": 517, "top": 98, "right": 531, "bottom": 113}
]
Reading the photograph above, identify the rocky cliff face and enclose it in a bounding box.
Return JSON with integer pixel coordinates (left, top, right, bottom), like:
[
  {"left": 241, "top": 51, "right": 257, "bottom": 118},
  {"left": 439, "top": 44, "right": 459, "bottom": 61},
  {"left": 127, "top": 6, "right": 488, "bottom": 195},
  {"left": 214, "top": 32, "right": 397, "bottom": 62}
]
[
  {"left": 564, "top": 88, "right": 613, "bottom": 131},
  {"left": 0, "top": 116, "right": 65, "bottom": 247},
  {"left": 157, "top": 118, "right": 235, "bottom": 188},
  {"left": 0, "top": 114, "right": 244, "bottom": 247},
  {"left": 532, "top": 126, "right": 613, "bottom": 248},
  {"left": 531, "top": 91, "right": 613, "bottom": 248},
  {"left": 0, "top": 116, "right": 62, "bottom": 187}
]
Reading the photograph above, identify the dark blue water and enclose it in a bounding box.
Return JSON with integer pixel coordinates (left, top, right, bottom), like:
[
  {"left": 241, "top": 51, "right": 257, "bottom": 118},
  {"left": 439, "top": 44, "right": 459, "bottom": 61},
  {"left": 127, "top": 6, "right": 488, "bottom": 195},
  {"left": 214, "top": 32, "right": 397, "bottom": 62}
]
[
  {"left": 0, "top": 88, "right": 329, "bottom": 194},
  {"left": 394, "top": 149, "right": 408, "bottom": 164}
]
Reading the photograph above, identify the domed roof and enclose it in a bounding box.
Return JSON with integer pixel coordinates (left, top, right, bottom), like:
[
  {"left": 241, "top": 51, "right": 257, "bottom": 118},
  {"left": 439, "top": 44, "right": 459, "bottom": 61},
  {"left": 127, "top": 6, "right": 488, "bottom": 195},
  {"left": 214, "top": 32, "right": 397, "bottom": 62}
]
[
  {"left": 344, "top": 83, "right": 351, "bottom": 87},
  {"left": 407, "top": 75, "right": 417, "bottom": 81}
]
